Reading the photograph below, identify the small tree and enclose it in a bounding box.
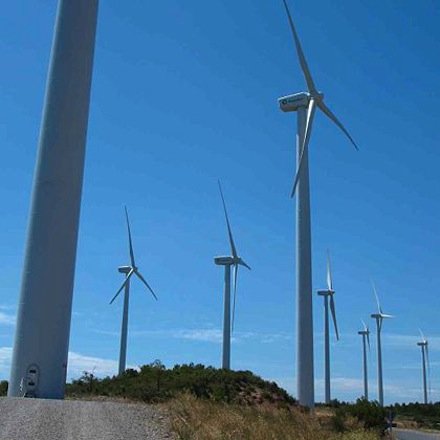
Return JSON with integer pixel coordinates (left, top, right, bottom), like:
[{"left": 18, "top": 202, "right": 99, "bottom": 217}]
[{"left": 150, "top": 360, "right": 165, "bottom": 392}]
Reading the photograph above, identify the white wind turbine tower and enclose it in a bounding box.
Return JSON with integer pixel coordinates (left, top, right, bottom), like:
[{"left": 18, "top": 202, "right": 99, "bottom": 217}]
[
  {"left": 417, "top": 329, "right": 430, "bottom": 404},
  {"left": 278, "top": 0, "right": 358, "bottom": 408},
  {"left": 110, "top": 207, "right": 158, "bottom": 376},
  {"left": 317, "top": 251, "right": 339, "bottom": 404},
  {"left": 215, "top": 181, "right": 250, "bottom": 370},
  {"left": 358, "top": 320, "right": 370, "bottom": 400},
  {"left": 370, "top": 282, "right": 392, "bottom": 406},
  {"left": 8, "top": 0, "right": 99, "bottom": 399}
]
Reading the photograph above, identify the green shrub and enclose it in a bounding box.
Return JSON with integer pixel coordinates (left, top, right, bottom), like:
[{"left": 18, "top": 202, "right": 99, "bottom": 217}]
[{"left": 0, "top": 380, "right": 8, "bottom": 396}]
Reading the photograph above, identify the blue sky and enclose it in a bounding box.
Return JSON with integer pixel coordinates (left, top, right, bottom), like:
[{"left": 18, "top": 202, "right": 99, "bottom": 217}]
[{"left": 0, "top": 0, "right": 439, "bottom": 404}]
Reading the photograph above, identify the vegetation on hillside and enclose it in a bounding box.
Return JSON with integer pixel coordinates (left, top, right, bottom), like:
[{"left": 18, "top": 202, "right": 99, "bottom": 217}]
[
  {"left": 325, "top": 399, "right": 386, "bottom": 432},
  {"left": 390, "top": 401, "right": 440, "bottom": 431},
  {"left": 66, "top": 361, "right": 295, "bottom": 406},
  {"left": 65, "top": 363, "right": 385, "bottom": 439}
]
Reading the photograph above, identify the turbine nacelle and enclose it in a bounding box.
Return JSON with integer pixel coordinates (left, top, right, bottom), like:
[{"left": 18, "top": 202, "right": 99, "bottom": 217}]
[
  {"left": 371, "top": 313, "right": 392, "bottom": 320},
  {"left": 214, "top": 255, "right": 248, "bottom": 267},
  {"left": 278, "top": 91, "right": 323, "bottom": 113},
  {"left": 317, "top": 289, "right": 334, "bottom": 296},
  {"left": 214, "top": 256, "right": 235, "bottom": 266},
  {"left": 118, "top": 265, "right": 132, "bottom": 274}
]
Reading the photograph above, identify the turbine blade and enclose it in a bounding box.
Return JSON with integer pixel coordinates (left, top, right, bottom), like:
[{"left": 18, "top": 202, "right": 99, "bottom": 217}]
[
  {"left": 366, "top": 330, "right": 371, "bottom": 352},
  {"left": 239, "top": 258, "right": 251, "bottom": 271},
  {"left": 361, "top": 319, "right": 367, "bottom": 332},
  {"left": 281, "top": 0, "right": 317, "bottom": 94},
  {"left": 218, "top": 180, "right": 238, "bottom": 259},
  {"left": 317, "top": 101, "right": 359, "bottom": 151},
  {"left": 329, "top": 295, "right": 339, "bottom": 340},
  {"left": 419, "top": 328, "right": 426, "bottom": 343},
  {"left": 232, "top": 264, "right": 239, "bottom": 332},
  {"left": 380, "top": 313, "right": 393, "bottom": 319},
  {"left": 291, "top": 98, "right": 316, "bottom": 198},
  {"left": 109, "top": 269, "right": 134, "bottom": 304},
  {"left": 371, "top": 280, "right": 382, "bottom": 314},
  {"left": 125, "top": 206, "right": 136, "bottom": 268},
  {"left": 134, "top": 270, "right": 158, "bottom": 301},
  {"left": 326, "top": 249, "right": 333, "bottom": 291}
]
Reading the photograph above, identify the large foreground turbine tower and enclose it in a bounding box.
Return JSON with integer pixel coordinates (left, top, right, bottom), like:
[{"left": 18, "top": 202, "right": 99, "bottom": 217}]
[
  {"left": 9, "top": 0, "right": 99, "bottom": 398},
  {"left": 278, "top": 0, "right": 358, "bottom": 407}
]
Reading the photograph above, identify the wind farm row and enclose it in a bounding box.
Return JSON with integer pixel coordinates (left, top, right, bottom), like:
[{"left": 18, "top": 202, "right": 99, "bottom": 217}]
[
  {"left": 111, "top": 188, "right": 432, "bottom": 409},
  {"left": 107, "top": 0, "right": 432, "bottom": 408}
]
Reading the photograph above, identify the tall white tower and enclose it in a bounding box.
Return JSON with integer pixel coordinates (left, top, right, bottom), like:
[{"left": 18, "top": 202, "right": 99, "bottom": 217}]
[{"left": 8, "top": 0, "right": 99, "bottom": 399}]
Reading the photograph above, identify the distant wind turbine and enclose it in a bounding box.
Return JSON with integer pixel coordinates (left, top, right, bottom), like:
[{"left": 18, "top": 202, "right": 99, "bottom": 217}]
[
  {"left": 214, "top": 181, "right": 250, "bottom": 370},
  {"left": 110, "top": 207, "right": 158, "bottom": 376},
  {"left": 317, "top": 251, "right": 339, "bottom": 404},
  {"left": 278, "top": 0, "right": 358, "bottom": 408},
  {"left": 370, "top": 282, "right": 392, "bottom": 406},
  {"left": 358, "top": 320, "right": 370, "bottom": 400},
  {"left": 417, "top": 329, "right": 430, "bottom": 404}
]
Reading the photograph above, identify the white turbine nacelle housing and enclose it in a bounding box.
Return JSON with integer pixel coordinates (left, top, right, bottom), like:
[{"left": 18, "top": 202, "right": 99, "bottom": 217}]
[
  {"left": 317, "top": 289, "right": 334, "bottom": 296},
  {"left": 278, "top": 92, "right": 311, "bottom": 112},
  {"left": 214, "top": 256, "right": 235, "bottom": 266}
]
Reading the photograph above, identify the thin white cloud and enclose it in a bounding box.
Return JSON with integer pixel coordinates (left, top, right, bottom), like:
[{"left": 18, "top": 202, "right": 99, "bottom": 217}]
[
  {"left": 0, "top": 347, "right": 12, "bottom": 372},
  {"left": 383, "top": 333, "right": 440, "bottom": 351},
  {"left": 67, "top": 352, "right": 119, "bottom": 379},
  {"left": 0, "top": 312, "right": 15, "bottom": 326},
  {"left": 94, "top": 327, "right": 292, "bottom": 345},
  {"left": 319, "top": 377, "right": 364, "bottom": 393},
  {"left": 173, "top": 328, "right": 224, "bottom": 343},
  {"left": 0, "top": 347, "right": 119, "bottom": 381}
]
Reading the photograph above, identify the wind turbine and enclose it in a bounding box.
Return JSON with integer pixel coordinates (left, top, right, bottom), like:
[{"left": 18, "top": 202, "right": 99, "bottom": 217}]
[
  {"left": 278, "top": 0, "right": 358, "bottom": 408},
  {"left": 110, "top": 207, "right": 158, "bottom": 376},
  {"left": 417, "top": 329, "right": 430, "bottom": 404},
  {"left": 317, "top": 251, "right": 339, "bottom": 404},
  {"left": 358, "top": 320, "right": 370, "bottom": 400},
  {"left": 370, "top": 282, "right": 392, "bottom": 406},
  {"left": 9, "top": 0, "right": 99, "bottom": 399},
  {"left": 214, "top": 181, "right": 250, "bottom": 370}
]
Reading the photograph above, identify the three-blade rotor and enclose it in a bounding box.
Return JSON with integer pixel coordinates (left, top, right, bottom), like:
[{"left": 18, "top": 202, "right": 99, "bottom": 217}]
[
  {"left": 218, "top": 181, "right": 251, "bottom": 331},
  {"left": 281, "top": 0, "right": 359, "bottom": 198},
  {"left": 110, "top": 207, "right": 158, "bottom": 305}
]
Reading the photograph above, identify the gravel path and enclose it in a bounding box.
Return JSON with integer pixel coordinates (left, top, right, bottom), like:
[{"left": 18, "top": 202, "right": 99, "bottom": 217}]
[
  {"left": 0, "top": 397, "right": 174, "bottom": 440},
  {"left": 395, "top": 429, "right": 440, "bottom": 440}
]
